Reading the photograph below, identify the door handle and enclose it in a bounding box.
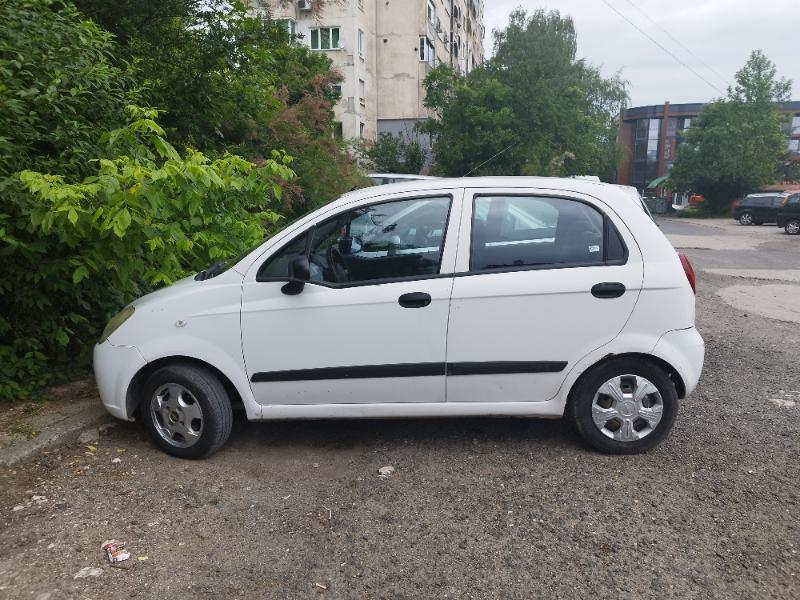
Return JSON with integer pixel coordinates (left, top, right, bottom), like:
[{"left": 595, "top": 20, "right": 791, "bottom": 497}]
[
  {"left": 591, "top": 282, "right": 626, "bottom": 299},
  {"left": 398, "top": 292, "right": 432, "bottom": 308}
]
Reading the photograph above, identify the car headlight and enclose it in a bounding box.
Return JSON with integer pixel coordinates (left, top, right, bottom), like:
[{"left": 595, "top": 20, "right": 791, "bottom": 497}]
[{"left": 99, "top": 306, "right": 135, "bottom": 343}]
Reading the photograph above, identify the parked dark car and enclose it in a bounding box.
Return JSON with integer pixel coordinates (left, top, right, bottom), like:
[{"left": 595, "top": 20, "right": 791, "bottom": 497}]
[
  {"left": 732, "top": 193, "right": 787, "bottom": 225},
  {"left": 776, "top": 193, "right": 800, "bottom": 235}
]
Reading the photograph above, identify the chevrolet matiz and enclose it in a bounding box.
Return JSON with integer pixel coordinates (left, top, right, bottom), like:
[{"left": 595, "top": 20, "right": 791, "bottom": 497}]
[{"left": 94, "top": 177, "right": 705, "bottom": 458}]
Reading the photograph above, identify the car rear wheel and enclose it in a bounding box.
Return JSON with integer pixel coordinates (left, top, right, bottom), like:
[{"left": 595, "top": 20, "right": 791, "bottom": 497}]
[
  {"left": 785, "top": 219, "right": 800, "bottom": 235},
  {"left": 140, "top": 363, "right": 233, "bottom": 459},
  {"left": 568, "top": 358, "right": 678, "bottom": 454},
  {"left": 739, "top": 212, "right": 753, "bottom": 225}
]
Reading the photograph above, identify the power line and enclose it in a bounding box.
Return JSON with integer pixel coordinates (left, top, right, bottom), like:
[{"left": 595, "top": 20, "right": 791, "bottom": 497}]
[
  {"left": 599, "top": 0, "right": 726, "bottom": 96},
  {"left": 621, "top": 0, "right": 731, "bottom": 88}
]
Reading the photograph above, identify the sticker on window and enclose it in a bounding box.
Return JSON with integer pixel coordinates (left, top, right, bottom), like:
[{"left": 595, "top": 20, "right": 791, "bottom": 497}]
[{"left": 589, "top": 245, "right": 601, "bottom": 253}]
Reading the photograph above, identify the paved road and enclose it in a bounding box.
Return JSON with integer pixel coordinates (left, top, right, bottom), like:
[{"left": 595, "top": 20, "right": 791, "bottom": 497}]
[{"left": 1, "top": 218, "right": 798, "bottom": 600}]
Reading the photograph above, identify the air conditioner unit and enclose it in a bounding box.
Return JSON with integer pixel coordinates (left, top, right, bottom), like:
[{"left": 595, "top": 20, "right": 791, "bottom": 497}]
[{"left": 297, "top": 0, "right": 312, "bottom": 11}]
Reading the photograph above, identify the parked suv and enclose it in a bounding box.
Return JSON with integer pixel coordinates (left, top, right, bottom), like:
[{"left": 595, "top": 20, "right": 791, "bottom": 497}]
[
  {"left": 732, "top": 193, "right": 787, "bottom": 225},
  {"left": 94, "top": 178, "right": 704, "bottom": 458},
  {"left": 777, "top": 193, "right": 800, "bottom": 235}
]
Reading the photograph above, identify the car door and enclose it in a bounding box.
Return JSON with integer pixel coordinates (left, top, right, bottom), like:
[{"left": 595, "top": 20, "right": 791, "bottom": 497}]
[
  {"left": 446, "top": 189, "right": 644, "bottom": 403},
  {"left": 240, "top": 190, "right": 462, "bottom": 405}
]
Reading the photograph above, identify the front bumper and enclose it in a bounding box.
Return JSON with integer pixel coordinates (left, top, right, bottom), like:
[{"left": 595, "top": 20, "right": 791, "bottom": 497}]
[
  {"left": 93, "top": 341, "right": 147, "bottom": 420},
  {"left": 652, "top": 327, "right": 705, "bottom": 398}
]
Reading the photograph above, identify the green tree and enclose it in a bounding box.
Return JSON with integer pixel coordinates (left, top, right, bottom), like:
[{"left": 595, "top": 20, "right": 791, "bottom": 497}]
[
  {"left": 421, "top": 9, "right": 627, "bottom": 179},
  {"left": 669, "top": 50, "right": 792, "bottom": 213},
  {"left": 362, "top": 133, "right": 425, "bottom": 175},
  {"left": 73, "top": 0, "right": 367, "bottom": 214}
]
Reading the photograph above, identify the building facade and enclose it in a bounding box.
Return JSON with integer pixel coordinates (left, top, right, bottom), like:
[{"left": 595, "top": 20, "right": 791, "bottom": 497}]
[
  {"left": 252, "top": 0, "right": 484, "bottom": 144},
  {"left": 616, "top": 101, "right": 800, "bottom": 192}
]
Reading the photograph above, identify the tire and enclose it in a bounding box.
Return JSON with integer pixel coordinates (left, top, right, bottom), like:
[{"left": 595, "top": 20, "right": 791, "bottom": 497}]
[
  {"left": 739, "top": 212, "right": 753, "bottom": 225},
  {"left": 785, "top": 219, "right": 800, "bottom": 235},
  {"left": 568, "top": 358, "right": 678, "bottom": 455},
  {"left": 754, "top": 221, "right": 764, "bottom": 226},
  {"left": 140, "top": 363, "right": 233, "bottom": 459}
]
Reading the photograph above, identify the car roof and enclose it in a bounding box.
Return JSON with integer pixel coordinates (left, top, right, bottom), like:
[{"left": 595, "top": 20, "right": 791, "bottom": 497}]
[
  {"left": 746, "top": 192, "right": 786, "bottom": 198},
  {"left": 344, "top": 176, "right": 620, "bottom": 206},
  {"left": 367, "top": 173, "right": 440, "bottom": 179}
]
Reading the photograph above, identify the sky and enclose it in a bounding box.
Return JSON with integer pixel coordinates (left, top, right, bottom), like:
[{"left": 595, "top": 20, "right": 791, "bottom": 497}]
[{"left": 483, "top": 0, "right": 800, "bottom": 107}]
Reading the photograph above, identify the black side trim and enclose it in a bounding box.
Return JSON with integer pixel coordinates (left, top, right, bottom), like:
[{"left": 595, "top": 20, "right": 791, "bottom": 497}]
[
  {"left": 251, "top": 361, "right": 567, "bottom": 383},
  {"left": 252, "top": 363, "right": 446, "bottom": 382},
  {"left": 447, "top": 361, "right": 568, "bottom": 376}
]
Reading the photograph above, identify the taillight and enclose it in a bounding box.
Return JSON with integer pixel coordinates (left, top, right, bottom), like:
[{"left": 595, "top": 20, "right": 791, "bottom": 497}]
[{"left": 679, "top": 253, "right": 696, "bottom": 294}]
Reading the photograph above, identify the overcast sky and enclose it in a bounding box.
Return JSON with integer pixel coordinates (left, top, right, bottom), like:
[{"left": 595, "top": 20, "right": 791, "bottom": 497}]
[{"left": 483, "top": 0, "right": 800, "bottom": 107}]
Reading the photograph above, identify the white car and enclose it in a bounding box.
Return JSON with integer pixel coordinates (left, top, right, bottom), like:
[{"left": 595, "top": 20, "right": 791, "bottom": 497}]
[{"left": 94, "top": 177, "right": 704, "bottom": 458}]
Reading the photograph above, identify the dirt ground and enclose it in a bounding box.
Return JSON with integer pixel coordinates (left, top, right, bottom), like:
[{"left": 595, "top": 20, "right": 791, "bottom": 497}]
[{"left": 0, "top": 218, "right": 798, "bottom": 600}]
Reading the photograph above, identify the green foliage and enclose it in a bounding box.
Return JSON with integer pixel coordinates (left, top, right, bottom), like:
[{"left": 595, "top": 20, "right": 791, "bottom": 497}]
[
  {"left": 421, "top": 9, "right": 627, "bottom": 180},
  {"left": 669, "top": 51, "right": 792, "bottom": 212},
  {"left": 361, "top": 133, "right": 425, "bottom": 175},
  {"left": 0, "top": 0, "right": 136, "bottom": 177},
  {"left": 2, "top": 108, "right": 293, "bottom": 400},
  {"left": 73, "top": 0, "right": 364, "bottom": 214}
]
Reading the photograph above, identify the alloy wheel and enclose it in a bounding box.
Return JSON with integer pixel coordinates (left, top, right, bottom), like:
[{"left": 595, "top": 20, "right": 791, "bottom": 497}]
[{"left": 150, "top": 383, "right": 204, "bottom": 448}]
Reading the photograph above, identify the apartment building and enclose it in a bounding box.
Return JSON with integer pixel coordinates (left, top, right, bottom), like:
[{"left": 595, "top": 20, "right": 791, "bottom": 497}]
[{"left": 251, "top": 0, "right": 485, "bottom": 145}]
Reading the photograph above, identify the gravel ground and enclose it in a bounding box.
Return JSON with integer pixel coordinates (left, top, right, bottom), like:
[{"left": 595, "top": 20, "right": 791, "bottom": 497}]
[{"left": 1, "top": 220, "right": 798, "bottom": 600}]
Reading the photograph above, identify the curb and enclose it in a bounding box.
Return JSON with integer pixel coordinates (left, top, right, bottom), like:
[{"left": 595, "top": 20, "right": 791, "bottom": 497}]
[{"left": 0, "top": 406, "right": 115, "bottom": 468}]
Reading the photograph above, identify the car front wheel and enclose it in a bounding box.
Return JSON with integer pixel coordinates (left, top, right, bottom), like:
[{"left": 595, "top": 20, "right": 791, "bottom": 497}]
[
  {"left": 785, "top": 219, "right": 800, "bottom": 235},
  {"left": 140, "top": 363, "right": 233, "bottom": 459},
  {"left": 738, "top": 212, "right": 753, "bottom": 225},
  {"left": 569, "top": 358, "right": 678, "bottom": 454}
]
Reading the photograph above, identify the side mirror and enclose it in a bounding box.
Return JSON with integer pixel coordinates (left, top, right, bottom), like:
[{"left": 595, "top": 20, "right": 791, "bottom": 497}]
[{"left": 281, "top": 256, "right": 310, "bottom": 296}]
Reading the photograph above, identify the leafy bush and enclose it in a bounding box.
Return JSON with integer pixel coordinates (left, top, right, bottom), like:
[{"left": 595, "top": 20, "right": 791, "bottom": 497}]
[
  {"left": 2, "top": 108, "right": 293, "bottom": 401},
  {"left": 361, "top": 133, "right": 425, "bottom": 175}
]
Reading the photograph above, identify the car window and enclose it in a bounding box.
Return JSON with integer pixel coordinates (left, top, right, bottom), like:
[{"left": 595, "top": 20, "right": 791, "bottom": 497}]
[
  {"left": 306, "top": 197, "right": 451, "bottom": 285},
  {"left": 789, "top": 195, "right": 800, "bottom": 206},
  {"left": 471, "top": 196, "right": 611, "bottom": 271},
  {"left": 257, "top": 231, "right": 311, "bottom": 279}
]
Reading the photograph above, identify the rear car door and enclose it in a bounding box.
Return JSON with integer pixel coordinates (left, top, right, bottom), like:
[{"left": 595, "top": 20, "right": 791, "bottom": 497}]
[
  {"left": 240, "top": 190, "right": 462, "bottom": 405},
  {"left": 446, "top": 189, "right": 644, "bottom": 403}
]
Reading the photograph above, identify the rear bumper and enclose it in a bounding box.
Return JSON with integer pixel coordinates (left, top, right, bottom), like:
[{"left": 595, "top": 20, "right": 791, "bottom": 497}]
[
  {"left": 652, "top": 327, "right": 705, "bottom": 398},
  {"left": 93, "top": 341, "right": 147, "bottom": 420}
]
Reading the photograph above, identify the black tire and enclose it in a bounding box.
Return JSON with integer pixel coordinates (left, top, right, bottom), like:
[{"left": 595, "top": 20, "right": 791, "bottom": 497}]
[
  {"left": 140, "top": 363, "right": 233, "bottom": 459},
  {"left": 785, "top": 219, "right": 800, "bottom": 235},
  {"left": 738, "top": 212, "right": 753, "bottom": 225},
  {"left": 568, "top": 357, "right": 678, "bottom": 455}
]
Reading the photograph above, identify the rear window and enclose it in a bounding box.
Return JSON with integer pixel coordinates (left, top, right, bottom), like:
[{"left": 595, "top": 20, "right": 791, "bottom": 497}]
[{"left": 470, "top": 196, "right": 626, "bottom": 271}]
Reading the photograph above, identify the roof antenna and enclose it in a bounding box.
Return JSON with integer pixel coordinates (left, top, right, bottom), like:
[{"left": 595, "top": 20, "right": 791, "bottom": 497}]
[{"left": 462, "top": 143, "right": 518, "bottom": 178}]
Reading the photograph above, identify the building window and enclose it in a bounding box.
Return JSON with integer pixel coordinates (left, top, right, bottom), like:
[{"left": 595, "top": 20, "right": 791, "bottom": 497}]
[
  {"left": 419, "top": 36, "right": 435, "bottom": 65},
  {"left": 358, "top": 29, "right": 365, "bottom": 58},
  {"left": 792, "top": 115, "right": 800, "bottom": 136},
  {"left": 277, "top": 19, "right": 297, "bottom": 37},
  {"left": 427, "top": 0, "right": 436, "bottom": 25},
  {"left": 333, "top": 122, "right": 343, "bottom": 140},
  {"left": 360, "top": 122, "right": 365, "bottom": 138},
  {"left": 310, "top": 27, "right": 341, "bottom": 51},
  {"left": 359, "top": 79, "right": 366, "bottom": 106},
  {"left": 631, "top": 118, "right": 662, "bottom": 191},
  {"left": 789, "top": 139, "right": 800, "bottom": 154}
]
